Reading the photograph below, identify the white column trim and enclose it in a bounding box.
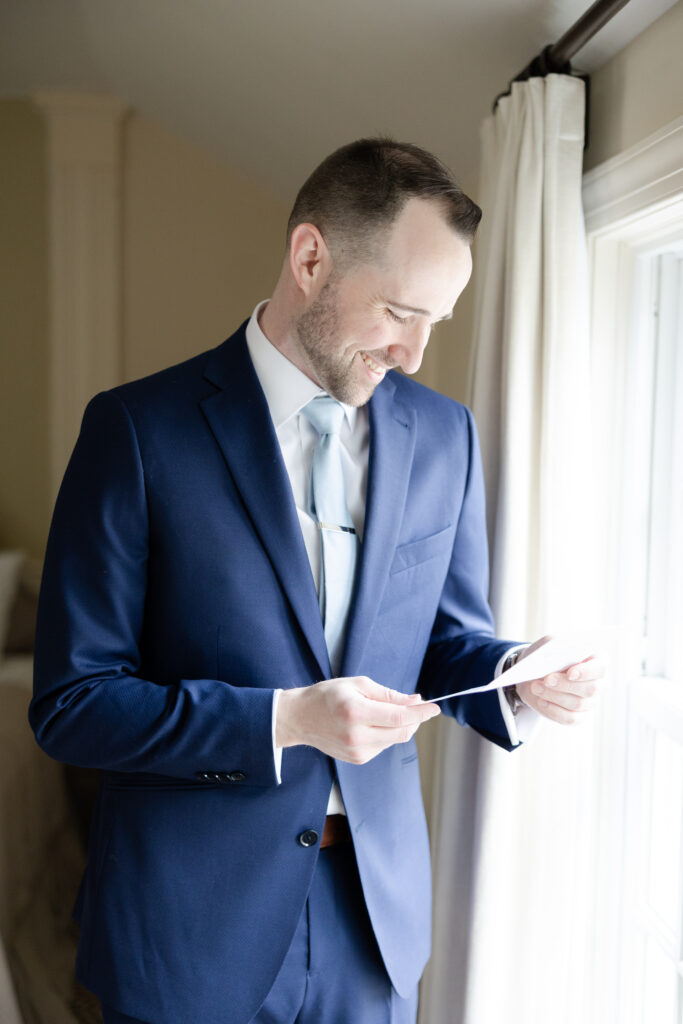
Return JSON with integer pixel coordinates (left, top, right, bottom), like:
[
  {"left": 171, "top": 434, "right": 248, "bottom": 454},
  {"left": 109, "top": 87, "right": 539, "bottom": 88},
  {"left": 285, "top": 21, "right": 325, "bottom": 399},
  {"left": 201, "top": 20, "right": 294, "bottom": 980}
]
[{"left": 34, "top": 92, "right": 128, "bottom": 506}]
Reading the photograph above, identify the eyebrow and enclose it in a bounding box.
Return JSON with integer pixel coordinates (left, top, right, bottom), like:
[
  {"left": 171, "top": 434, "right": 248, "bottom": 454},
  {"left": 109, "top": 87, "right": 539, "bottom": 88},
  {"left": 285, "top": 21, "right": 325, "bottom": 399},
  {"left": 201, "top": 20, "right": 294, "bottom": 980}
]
[{"left": 383, "top": 298, "right": 453, "bottom": 322}]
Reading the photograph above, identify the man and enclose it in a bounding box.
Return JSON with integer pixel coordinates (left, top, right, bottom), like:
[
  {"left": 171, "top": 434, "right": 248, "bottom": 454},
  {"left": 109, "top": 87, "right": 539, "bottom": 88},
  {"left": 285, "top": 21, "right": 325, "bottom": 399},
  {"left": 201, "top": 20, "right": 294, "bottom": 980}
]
[{"left": 30, "top": 138, "right": 601, "bottom": 1024}]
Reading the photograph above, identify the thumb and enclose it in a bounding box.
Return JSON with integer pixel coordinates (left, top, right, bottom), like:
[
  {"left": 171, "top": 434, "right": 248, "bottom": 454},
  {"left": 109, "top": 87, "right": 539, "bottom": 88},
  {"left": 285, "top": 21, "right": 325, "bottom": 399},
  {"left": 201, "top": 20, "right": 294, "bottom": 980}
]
[{"left": 355, "top": 676, "right": 423, "bottom": 705}]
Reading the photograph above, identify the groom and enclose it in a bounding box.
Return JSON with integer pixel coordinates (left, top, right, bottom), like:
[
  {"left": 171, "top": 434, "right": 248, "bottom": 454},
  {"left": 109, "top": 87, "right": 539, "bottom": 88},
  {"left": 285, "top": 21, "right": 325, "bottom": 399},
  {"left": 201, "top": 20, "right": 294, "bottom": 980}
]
[{"left": 31, "top": 137, "right": 601, "bottom": 1024}]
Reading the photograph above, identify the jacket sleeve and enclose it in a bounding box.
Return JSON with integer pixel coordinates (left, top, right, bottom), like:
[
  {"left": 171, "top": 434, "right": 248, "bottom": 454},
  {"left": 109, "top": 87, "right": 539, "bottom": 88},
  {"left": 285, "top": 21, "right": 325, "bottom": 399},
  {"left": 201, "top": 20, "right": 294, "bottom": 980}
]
[
  {"left": 418, "top": 405, "right": 521, "bottom": 751},
  {"left": 30, "top": 390, "right": 279, "bottom": 786}
]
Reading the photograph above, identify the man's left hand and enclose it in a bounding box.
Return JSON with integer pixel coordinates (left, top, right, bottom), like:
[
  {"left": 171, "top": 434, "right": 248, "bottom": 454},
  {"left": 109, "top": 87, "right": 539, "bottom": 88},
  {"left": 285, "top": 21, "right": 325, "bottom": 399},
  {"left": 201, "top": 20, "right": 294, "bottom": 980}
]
[{"left": 515, "top": 643, "right": 604, "bottom": 725}]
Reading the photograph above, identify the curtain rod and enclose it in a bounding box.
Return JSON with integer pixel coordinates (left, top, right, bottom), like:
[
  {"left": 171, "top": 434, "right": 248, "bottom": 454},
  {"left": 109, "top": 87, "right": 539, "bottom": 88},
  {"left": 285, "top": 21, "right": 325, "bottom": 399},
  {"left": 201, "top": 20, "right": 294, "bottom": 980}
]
[
  {"left": 549, "top": 0, "right": 632, "bottom": 66},
  {"left": 493, "top": 0, "right": 632, "bottom": 111}
]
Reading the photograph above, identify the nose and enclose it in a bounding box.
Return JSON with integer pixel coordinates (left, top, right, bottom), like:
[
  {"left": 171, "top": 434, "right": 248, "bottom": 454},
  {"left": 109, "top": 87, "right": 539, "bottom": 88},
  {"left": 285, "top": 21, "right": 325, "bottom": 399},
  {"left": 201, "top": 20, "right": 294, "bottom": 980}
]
[{"left": 389, "top": 322, "right": 431, "bottom": 375}]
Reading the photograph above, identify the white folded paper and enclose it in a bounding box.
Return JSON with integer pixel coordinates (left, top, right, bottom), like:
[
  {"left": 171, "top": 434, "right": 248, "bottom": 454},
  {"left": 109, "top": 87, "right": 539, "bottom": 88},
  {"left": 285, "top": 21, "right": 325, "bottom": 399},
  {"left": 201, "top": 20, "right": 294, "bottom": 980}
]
[{"left": 424, "top": 633, "right": 603, "bottom": 703}]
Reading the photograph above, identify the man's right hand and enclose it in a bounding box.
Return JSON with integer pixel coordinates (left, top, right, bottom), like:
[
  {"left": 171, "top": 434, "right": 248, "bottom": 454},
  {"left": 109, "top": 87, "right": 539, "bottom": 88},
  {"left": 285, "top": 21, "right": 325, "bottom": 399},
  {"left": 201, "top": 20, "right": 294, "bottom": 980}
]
[{"left": 275, "top": 676, "right": 441, "bottom": 765}]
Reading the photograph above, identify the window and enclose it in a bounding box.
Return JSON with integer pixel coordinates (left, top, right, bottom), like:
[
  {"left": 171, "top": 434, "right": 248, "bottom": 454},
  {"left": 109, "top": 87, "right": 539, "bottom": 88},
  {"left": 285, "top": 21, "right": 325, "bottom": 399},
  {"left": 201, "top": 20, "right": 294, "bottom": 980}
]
[
  {"left": 619, "top": 247, "right": 683, "bottom": 1024},
  {"left": 584, "top": 119, "right": 683, "bottom": 1024}
]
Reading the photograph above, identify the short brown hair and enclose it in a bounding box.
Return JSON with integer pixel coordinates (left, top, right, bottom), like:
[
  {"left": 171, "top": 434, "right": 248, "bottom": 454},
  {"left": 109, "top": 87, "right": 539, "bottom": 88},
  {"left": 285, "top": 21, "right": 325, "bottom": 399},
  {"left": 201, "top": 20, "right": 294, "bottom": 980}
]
[{"left": 286, "top": 137, "right": 481, "bottom": 266}]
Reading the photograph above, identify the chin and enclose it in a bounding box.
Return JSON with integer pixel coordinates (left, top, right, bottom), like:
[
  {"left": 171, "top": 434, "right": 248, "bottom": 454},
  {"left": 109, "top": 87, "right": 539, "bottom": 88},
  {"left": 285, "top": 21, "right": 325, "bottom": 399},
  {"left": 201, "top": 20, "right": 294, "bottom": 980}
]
[
  {"left": 326, "top": 377, "right": 377, "bottom": 407},
  {"left": 313, "top": 347, "right": 390, "bottom": 406}
]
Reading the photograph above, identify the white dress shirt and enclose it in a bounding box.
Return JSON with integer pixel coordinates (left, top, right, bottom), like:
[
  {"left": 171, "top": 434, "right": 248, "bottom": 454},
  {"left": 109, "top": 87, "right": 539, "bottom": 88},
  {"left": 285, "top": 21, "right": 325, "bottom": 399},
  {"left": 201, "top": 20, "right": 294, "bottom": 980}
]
[{"left": 244, "top": 301, "right": 537, "bottom": 815}]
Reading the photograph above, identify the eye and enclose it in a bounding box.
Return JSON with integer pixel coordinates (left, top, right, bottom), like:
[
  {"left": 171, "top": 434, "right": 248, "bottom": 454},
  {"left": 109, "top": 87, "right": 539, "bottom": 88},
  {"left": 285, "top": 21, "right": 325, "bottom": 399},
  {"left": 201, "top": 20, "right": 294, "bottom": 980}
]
[{"left": 387, "top": 309, "right": 408, "bottom": 324}]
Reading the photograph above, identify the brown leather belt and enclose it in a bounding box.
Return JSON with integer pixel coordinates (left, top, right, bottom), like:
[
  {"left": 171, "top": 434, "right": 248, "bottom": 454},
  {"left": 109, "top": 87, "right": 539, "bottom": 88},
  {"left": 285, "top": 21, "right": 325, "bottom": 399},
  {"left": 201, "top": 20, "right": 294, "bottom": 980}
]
[{"left": 320, "top": 814, "right": 352, "bottom": 848}]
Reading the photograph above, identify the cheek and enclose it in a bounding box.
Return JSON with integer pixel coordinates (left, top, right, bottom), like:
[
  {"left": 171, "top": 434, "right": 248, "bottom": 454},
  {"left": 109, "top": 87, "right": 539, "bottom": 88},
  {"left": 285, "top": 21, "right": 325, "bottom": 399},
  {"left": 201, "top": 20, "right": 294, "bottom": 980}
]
[{"left": 354, "top": 319, "right": 394, "bottom": 352}]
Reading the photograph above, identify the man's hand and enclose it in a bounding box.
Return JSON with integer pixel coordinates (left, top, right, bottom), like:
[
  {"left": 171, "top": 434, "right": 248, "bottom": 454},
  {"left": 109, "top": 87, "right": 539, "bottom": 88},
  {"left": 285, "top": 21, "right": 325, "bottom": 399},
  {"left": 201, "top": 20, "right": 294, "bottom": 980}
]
[
  {"left": 514, "top": 636, "right": 604, "bottom": 725},
  {"left": 276, "top": 676, "right": 441, "bottom": 765}
]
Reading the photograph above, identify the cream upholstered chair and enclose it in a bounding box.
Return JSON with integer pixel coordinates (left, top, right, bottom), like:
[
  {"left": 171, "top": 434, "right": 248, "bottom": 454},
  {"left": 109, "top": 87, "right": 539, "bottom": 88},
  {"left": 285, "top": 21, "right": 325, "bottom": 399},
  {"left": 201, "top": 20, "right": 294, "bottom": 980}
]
[{"left": 0, "top": 552, "right": 101, "bottom": 1024}]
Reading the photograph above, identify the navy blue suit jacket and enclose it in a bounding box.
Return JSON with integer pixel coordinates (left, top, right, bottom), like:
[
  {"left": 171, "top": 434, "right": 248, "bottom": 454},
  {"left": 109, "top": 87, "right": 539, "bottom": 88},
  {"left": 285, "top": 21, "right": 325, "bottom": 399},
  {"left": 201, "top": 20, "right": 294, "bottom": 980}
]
[{"left": 30, "top": 323, "right": 516, "bottom": 1024}]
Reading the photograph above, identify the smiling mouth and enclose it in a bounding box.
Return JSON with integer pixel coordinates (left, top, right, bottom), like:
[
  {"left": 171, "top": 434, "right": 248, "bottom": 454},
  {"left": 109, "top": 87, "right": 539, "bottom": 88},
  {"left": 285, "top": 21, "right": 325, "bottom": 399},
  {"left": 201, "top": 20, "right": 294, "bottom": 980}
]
[{"left": 360, "top": 351, "right": 387, "bottom": 378}]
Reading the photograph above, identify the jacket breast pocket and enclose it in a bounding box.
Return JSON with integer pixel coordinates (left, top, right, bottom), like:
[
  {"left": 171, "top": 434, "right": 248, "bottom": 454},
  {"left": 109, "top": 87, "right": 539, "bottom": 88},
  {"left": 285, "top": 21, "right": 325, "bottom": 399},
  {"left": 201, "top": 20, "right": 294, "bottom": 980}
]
[{"left": 389, "top": 525, "right": 453, "bottom": 576}]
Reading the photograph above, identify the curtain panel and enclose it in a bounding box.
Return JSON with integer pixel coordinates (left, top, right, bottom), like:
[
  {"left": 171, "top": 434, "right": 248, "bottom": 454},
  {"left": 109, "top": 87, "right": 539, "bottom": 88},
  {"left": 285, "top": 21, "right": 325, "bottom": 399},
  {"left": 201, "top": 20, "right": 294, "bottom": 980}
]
[{"left": 420, "top": 75, "right": 602, "bottom": 1024}]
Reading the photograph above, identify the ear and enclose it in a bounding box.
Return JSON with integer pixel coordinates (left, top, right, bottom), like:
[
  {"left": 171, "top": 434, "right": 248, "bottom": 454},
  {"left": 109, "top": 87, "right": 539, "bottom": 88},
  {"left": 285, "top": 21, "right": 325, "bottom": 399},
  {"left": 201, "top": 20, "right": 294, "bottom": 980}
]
[{"left": 289, "top": 223, "right": 332, "bottom": 298}]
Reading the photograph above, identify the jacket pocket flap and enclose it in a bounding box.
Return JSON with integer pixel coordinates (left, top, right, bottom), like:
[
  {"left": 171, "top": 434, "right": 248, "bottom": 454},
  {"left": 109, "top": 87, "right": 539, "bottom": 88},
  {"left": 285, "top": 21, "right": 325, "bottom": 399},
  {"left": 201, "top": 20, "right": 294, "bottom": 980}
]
[{"left": 390, "top": 525, "right": 452, "bottom": 575}]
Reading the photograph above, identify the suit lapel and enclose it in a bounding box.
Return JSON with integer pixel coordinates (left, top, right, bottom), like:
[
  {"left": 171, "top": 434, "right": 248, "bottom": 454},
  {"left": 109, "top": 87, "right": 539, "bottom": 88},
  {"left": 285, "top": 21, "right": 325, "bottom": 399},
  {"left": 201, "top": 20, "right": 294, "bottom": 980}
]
[
  {"left": 200, "top": 327, "right": 330, "bottom": 678},
  {"left": 342, "top": 376, "right": 417, "bottom": 676}
]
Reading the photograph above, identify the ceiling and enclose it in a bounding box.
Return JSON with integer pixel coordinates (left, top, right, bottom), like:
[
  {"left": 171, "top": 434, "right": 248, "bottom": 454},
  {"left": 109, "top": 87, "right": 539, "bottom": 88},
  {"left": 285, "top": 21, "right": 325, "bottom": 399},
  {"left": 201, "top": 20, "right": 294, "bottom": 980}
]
[{"left": 0, "top": 0, "right": 676, "bottom": 201}]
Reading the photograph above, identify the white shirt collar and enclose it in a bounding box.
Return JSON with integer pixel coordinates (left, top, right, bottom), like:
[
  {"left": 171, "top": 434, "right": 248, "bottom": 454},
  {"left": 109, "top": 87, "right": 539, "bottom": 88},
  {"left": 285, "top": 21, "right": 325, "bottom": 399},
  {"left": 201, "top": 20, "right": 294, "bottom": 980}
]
[{"left": 245, "top": 300, "right": 357, "bottom": 431}]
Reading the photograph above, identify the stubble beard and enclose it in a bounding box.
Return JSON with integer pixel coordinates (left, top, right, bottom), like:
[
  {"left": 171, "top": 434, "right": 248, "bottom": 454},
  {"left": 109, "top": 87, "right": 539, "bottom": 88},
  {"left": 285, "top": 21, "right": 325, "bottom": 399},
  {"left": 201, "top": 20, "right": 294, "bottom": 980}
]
[{"left": 294, "top": 279, "right": 377, "bottom": 407}]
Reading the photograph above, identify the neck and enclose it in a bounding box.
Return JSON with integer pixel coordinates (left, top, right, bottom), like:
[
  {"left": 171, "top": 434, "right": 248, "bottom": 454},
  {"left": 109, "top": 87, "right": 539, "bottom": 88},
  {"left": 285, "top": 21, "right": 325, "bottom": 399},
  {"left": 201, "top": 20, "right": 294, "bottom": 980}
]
[{"left": 258, "top": 288, "right": 322, "bottom": 388}]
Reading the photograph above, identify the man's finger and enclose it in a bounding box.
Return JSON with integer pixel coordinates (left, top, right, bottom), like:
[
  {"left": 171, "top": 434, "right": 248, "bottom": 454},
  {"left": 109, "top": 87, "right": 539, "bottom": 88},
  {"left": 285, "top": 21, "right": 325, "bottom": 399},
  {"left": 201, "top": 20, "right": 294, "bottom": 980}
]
[
  {"left": 354, "top": 676, "right": 426, "bottom": 706},
  {"left": 365, "top": 700, "right": 441, "bottom": 730},
  {"left": 531, "top": 685, "right": 598, "bottom": 713},
  {"left": 564, "top": 655, "right": 605, "bottom": 681},
  {"left": 541, "top": 659, "right": 604, "bottom": 696},
  {"left": 540, "top": 676, "right": 600, "bottom": 698}
]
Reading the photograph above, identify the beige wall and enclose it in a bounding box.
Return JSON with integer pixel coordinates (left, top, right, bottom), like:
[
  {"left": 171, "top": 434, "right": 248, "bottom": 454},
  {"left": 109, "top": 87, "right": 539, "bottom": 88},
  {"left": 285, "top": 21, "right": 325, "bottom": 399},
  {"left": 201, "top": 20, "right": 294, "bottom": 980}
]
[
  {"left": 0, "top": 99, "right": 50, "bottom": 560},
  {"left": 123, "top": 115, "right": 289, "bottom": 382},
  {"left": 4, "top": 0, "right": 681, "bottom": 557},
  {"left": 0, "top": 105, "right": 289, "bottom": 558},
  {"left": 585, "top": 0, "right": 683, "bottom": 172}
]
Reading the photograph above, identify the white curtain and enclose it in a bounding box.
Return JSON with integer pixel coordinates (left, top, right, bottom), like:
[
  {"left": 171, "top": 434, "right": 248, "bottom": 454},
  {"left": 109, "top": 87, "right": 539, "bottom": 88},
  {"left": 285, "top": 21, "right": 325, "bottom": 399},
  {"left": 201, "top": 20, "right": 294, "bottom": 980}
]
[{"left": 420, "top": 75, "right": 605, "bottom": 1024}]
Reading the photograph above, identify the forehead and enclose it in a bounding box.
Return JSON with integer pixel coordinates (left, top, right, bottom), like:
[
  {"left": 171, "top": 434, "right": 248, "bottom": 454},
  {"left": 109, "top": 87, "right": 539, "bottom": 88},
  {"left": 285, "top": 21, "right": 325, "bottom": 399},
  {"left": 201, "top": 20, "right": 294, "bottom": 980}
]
[
  {"left": 368, "top": 197, "right": 472, "bottom": 313},
  {"left": 382, "top": 196, "right": 468, "bottom": 258}
]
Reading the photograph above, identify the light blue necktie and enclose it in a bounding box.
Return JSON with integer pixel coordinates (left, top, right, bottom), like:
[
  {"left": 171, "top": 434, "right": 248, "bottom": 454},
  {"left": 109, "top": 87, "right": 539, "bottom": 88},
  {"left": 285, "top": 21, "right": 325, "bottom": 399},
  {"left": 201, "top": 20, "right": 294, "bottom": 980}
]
[{"left": 302, "top": 396, "right": 360, "bottom": 676}]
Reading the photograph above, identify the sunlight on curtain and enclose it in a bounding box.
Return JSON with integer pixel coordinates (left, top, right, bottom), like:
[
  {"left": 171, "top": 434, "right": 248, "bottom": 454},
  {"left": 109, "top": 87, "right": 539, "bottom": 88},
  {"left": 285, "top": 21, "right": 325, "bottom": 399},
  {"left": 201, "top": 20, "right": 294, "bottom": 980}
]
[{"left": 421, "top": 74, "right": 607, "bottom": 1024}]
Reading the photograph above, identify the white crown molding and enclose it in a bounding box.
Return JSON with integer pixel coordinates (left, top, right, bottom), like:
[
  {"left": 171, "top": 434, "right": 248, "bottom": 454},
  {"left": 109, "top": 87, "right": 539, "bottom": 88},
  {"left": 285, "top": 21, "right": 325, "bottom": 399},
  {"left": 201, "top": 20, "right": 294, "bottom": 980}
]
[
  {"left": 34, "top": 92, "right": 128, "bottom": 505},
  {"left": 582, "top": 115, "right": 683, "bottom": 234}
]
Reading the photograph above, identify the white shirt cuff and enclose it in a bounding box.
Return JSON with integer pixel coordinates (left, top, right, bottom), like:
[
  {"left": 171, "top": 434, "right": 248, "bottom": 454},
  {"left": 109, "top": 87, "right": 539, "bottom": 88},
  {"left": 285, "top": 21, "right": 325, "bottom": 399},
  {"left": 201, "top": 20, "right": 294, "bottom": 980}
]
[
  {"left": 494, "top": 645, "right": 542, "bottom": 747},
  {"left": 272, "top": 689, "right": 283, "bottom": 784}
]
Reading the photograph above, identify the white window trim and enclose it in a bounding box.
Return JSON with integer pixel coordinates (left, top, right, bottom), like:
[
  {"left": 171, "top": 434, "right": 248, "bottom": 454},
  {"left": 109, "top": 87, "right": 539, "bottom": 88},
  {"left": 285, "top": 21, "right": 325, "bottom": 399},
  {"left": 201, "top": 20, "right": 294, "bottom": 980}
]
[
  {"left": 583, "top": 117, "right": 683, "bottom": 1024},
  {"left": 583, "top": 114, "right": 683, "bottom": 234}
]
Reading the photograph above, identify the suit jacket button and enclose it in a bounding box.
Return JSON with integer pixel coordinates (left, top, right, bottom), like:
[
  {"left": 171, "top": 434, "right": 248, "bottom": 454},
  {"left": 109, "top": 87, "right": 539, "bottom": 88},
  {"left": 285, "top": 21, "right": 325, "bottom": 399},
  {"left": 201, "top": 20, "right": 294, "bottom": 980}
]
[
  {"left": 195, "top": 771, "right": 213, "bottom": 782},
  {"left": 297, "top": 829, "right": 319, "bottom": 848},
  {"left": 226, "top": 770, "right": 246, "bottom": 783}
]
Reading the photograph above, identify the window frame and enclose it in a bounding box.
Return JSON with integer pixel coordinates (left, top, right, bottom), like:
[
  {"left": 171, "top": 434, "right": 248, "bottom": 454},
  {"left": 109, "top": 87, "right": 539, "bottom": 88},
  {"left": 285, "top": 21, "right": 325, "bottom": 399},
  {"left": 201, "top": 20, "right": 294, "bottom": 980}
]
[{"left": 583, "top": 117, "right": 683, "bottom": 1024}]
